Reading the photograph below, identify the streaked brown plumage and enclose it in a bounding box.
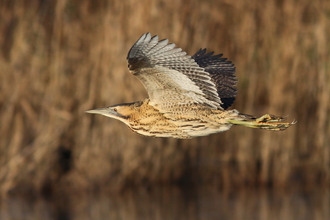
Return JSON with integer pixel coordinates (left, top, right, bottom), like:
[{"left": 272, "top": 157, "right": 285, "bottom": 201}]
[{"left": 86, "top": 33, "right": 295, "bottom": 139}]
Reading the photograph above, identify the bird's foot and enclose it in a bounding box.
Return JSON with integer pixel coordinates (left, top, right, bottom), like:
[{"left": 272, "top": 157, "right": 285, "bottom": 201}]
[{"left": 253, "top": 114, "right": 296, "bottom": 131}]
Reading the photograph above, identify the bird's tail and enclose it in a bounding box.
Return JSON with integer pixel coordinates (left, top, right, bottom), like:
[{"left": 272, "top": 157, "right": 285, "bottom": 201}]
[{"left": 227, "top": 113, "right": 296, "bottom": 131}]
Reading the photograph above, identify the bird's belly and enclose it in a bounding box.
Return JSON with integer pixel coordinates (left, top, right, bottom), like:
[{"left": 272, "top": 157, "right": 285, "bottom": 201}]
[
  {"left": 177, "top": 122, "right": 233, "bottom": 137},
  {"left": 130, "top": 108, "right": 237, "bottom": 138},
  {"left": 189, "top": 126, "right": 232, "bottom": 137},
  {"left": 131, "top": 120, "right": 232, "bottom": 139}
]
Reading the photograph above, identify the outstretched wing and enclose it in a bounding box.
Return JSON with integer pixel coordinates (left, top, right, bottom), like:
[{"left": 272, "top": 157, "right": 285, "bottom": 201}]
[
  {"left": 127, "top": 33, "right": 234, "bottom": 111},
  {"left": 192, "top": 49, "right": 237, "bottom": 109}
]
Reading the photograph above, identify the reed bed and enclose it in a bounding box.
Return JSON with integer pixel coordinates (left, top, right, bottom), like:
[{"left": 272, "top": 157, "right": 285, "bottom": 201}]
[{"left": 0, "top": 0, "right": 329, "bottom": 194}]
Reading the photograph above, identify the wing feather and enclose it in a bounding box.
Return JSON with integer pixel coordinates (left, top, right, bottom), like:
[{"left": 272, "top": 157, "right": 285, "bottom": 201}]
[
  {"left": 127, "top": 33, "right": 228, "bottom": 111},
  {"left": 192, "top": 49, "right": 237, "bottom": 109}
]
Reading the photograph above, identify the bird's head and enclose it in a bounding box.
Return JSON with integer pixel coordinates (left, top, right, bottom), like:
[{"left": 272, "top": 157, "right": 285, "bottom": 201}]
[{"left": 85, "top": 103, "right": 137, "bottom": 125}]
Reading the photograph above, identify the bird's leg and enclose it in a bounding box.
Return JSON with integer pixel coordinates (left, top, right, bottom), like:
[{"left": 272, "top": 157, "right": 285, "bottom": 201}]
[{"left": 227, "top": 113, "right": 296, "bottom": 131}]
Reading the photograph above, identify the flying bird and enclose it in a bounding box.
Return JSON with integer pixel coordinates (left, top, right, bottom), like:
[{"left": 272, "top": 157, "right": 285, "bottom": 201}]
[{"left": 86, "top": 33, "right": 295, "bottom": 139}]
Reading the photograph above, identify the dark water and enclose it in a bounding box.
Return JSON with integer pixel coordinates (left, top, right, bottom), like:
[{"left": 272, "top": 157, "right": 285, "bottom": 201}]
[{"left": 1, "top": 186, "right": 329, "bottom": 220}]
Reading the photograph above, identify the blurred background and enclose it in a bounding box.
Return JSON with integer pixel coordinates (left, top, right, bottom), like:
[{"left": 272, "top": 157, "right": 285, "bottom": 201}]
[{"left": 0, "top": 0, "right": 329, "bottom": 219}]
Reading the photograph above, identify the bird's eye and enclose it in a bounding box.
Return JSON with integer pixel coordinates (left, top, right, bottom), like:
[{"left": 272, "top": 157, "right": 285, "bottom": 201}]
[{"left": 113, "top": 108, "right": 117, "bottom": 112}]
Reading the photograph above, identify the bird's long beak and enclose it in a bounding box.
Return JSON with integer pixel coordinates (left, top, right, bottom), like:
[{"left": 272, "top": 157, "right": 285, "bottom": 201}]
[
  {"left": 85, "top": 107, "right": 119, "bottom": 119},
  {"left": 85, "top": 107, "right": 110, "bottom": 115},
  {"left": 85, "top": 107, "right": 128, "bottom": 119}
]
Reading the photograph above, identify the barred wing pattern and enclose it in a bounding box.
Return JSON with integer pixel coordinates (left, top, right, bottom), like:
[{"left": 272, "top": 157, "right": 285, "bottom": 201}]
[
  {"left": 127, "top": 33, "right": 237, "bottom": 111},
  {"left": 192, "top": 49, "right": 237, "bottom": 109}
]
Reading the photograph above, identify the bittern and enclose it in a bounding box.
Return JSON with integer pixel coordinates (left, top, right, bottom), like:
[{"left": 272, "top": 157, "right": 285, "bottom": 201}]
[{"left": 86, "top": 33, "right": 295, "bottom": 139}]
